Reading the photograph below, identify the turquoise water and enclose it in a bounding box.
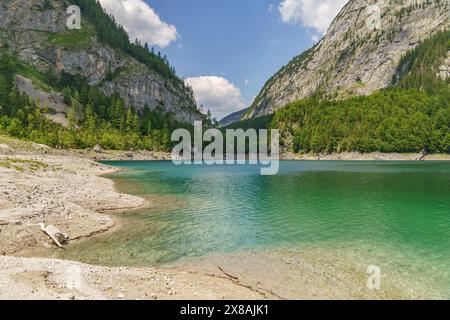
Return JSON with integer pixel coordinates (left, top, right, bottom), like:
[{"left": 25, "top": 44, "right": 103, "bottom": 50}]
[{"left": 63, "top": 161, "right": 450, "bottom": 296}]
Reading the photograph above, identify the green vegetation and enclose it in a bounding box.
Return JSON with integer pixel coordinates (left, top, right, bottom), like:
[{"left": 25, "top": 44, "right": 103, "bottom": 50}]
[
  {"left": 231, "top": 30, "right": 450, "bottom": 154},
  {"left": 0, "top": 158, "right": 48, "bottom": 172},
  {"left": 48, "top": 27, "right": 93, "bottom": 50},
  {"left": 274, "top": 29, "right": 450, "bottom": 154},
  {"left": 67, "top": 0, "right": 194, "bottom": 100},
  {"left": 34, "top": 0, "right": 54, "bottom": 11},
  {"left": 393, "top": 30, "right": 450, "bottom": 94},
  {"left": 224, "top": 114, "right": 274, "bottom": 131},
  {"left": 0, "top": 54, "right": 193, "bottom": 151},
  {"left": 272, "top": 89, "right": 449, "bottom": 154},
  {"left": 15, "top": 61, "right": 50, "bottom": 91}
]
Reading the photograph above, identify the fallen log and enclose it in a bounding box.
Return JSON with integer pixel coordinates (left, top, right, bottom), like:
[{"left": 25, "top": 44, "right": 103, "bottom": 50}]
[
  {"left": 39, "top": 223, "right": 69, "bottom": 249},
  {"left": 218, "top": 265, "right": 239, "bottom": 280}
]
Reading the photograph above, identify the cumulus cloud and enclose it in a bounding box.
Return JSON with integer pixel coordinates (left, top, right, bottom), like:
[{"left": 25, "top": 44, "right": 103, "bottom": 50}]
[
  {"left": 279, "top": 0, "right": 348, "bottom": 34},
  {"left": 98, "top": 0, "right": 178, "bottom": 47},
  {"left": 185, "top": 76, "right": 246, "bottom": 120}
]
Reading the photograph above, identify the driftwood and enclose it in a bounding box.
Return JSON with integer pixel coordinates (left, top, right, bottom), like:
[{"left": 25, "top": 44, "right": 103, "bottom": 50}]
[
  {"left": 218, "top": 265, "right": 239, "bottom": 280},
  {"left": 39, "top": 223, "right": 69, "bottom": 249},
  {"left": 418, "top": 149, "right": 427, "bottom": 161},
  {"left": 93, "top": 144, "right": 103, "bottom": 153}
]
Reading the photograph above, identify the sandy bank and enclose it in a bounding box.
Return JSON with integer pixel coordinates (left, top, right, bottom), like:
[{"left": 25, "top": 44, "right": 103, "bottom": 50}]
[
  {"left": 0, "top": 256, "right": 264, "bottom": 300},
  {"left": 0, "top": 154, "right": 144, "bottom": 256}
]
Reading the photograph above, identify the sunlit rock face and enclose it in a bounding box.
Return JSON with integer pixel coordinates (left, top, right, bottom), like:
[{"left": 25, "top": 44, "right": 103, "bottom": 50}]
[
  {"left": 246, "top": 0, "right": 450, "bottom": 119},
  {"left": 0, "top": 0, "right": 201, "bottom": 123}
]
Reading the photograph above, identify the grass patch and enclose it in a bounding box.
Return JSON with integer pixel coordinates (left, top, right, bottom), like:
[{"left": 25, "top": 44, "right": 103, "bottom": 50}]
[
  {"left": 0, "top": 158, "right": 49, "bottom": 172},
  {"left": 47, "top": 27, "right": 94, "bottom": 51},
  {"left": 15, "top": 62, "right": 52, "bottom": 91}
]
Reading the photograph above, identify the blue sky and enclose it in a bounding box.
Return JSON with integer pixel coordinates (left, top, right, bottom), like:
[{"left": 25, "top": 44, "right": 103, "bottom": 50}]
[{"left": 98, "top": 0, "right": 348, "bottom": 119}]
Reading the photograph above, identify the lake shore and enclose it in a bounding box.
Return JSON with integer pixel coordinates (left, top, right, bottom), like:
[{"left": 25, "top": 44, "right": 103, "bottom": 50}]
[
  {"left": 280, "top": 151, "right": 450, "bottom": 161},
  {"left": 3, "top": 135, "right": 448, "bottom": 162},
  {"left": 0, "top": 137, "right": 268, "bottom": 300},
  {"left": 0, "top": 135, "right": 449, "bottom": 300}
]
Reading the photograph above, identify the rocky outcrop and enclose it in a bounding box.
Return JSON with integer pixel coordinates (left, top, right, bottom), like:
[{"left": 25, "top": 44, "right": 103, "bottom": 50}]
[
  {"left": 0, "top": 0, "right": 201, "bottom": 123},
  {"left": 15, "top": 75, "right": 70, "bottom": 126},
  {"left": 0, "top": 0, "right": 66, "bottom": 32},
  {"left": 246, "top": 0, "right": 450, "bottom": 118},
  {"left": 15, "top": 75, "right": 67, "bottom": 112},
  {"left": 438, "top": 51, "right": 450, "bottom": 80}
]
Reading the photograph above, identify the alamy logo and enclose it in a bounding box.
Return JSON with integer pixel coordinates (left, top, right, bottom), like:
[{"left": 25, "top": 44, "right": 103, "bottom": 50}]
[
  {"left": 66, "top": 5, "right": 81, "bottom": 30},
  {"left": 66, "top": 265, "right": 82, "bottom": 290},
  {"left": 171, "top": 121, "right": 280, "bottom": 175},
  {"left": 367, "top": 265, "right": 382, "bottom": 290}
]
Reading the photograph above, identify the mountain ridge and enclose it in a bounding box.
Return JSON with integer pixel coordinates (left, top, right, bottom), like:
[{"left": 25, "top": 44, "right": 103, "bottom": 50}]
[
  {"left": 0, "top": 0, "right": 202, "bottom": 123},
  {"left": 225, "top": 29, "right": 449, "bottom": 154},
  {"left": 237, "top": 0, "right": 450, "bottom": 120}
]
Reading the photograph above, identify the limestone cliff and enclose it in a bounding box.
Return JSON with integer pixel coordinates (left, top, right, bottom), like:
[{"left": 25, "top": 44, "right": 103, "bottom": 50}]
[
  {"left": 245, "top": 0, "right": 450, "bottom": 119},
  {"left": 0, "top": 0, "right": 202, "bottom": 123}
]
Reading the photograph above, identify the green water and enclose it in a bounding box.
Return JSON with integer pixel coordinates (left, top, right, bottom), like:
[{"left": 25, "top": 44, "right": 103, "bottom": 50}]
[{"left": 63, "top": 161, "right": 450, "bottom": 297}]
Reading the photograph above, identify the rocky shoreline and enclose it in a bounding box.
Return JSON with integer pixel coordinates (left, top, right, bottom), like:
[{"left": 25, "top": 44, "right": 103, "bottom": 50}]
[
  {"left": 0, "top": 136, "right": 265, "bottom": 300},
  {"left": 280, "top": 151, "right": 450, "bottom": 161},
  {"left": 1, "top": 135, "right": 449, "bottom": 300}
]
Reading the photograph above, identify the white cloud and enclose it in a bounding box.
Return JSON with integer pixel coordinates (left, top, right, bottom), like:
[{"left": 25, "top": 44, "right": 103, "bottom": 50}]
[
  {"left": 279, "top": 0, "right": 348, "bottom": 34},
  {"left": 185, "top": 76, "right": 246, "bottom": 120},
  {"left": 244, "top": 79, "right": 250, "bottom": 86},
  {"left": 98, "top": 0, "right": 178, "bottom": 47}
]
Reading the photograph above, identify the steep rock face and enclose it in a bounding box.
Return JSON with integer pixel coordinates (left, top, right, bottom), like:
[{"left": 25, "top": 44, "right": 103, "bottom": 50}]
[
  {"left": 438, "top": 51, "right": 450, "bottom": 79},
  {"left": 0, "top": 0, "right": 66, "bottom": 32},
  {"left": 0, "top": 0, "right": 201, "bottom": 123},
  {"left": 247, "top": 0, "right": 450, "bottom": 118}
]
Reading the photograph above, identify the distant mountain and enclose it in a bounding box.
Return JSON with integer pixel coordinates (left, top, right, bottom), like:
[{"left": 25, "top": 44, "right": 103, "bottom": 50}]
[
  {"left": 243, "top": 0, "right": 449, "bottom": 119},
  {"left": 219, "top": 108, "right": 249, "bottom": 127}
]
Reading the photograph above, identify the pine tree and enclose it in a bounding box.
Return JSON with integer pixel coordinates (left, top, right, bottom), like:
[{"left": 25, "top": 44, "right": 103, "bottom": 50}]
[
  {"left": 132, "top": 113, "right": 140, "bottom": 134},
  {"left": 125, "top": 107, "right": 133, "bottom": 132},
  {"left": 68, "top": 92, "right": 82, "bottom": 125}
]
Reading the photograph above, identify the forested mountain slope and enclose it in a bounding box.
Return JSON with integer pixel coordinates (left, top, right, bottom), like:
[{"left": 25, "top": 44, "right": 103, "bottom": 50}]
[
  {"left": 244, "top": 0, "right": 449, "bottom": 119},
  {"left": 0, "top": 0, "right": 202, "bottom": 123},
  {"left": 228, "top": 30, "right": 450, "bottom": 154},
  {"left": 0, "top": 0, "right": 206, "bottom": 150}
]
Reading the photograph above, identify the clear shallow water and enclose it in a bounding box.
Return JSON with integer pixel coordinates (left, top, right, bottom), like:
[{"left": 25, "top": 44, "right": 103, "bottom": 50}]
[{"left": 61, "top": 161, "right": 450, "bottom": 297}]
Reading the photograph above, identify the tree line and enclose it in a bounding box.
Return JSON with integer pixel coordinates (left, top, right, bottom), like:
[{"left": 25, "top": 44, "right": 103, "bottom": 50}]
[{"left": 271, "top": 89, "right": 449, "bottom": 154}]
